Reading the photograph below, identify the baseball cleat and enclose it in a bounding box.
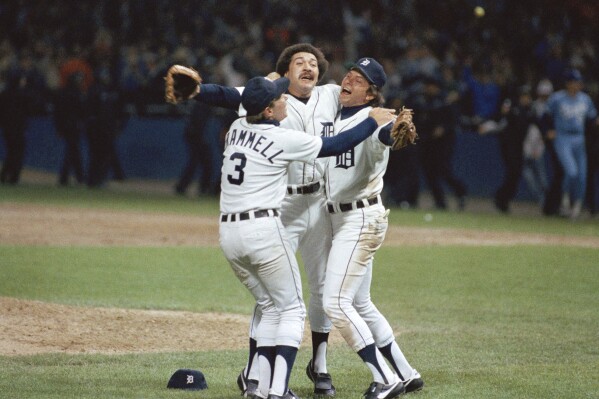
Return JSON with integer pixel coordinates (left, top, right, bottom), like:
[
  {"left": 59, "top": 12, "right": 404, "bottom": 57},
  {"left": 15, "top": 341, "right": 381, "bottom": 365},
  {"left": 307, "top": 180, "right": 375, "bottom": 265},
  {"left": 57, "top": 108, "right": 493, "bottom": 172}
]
[
  {"left": 362, "top": 378, "right": 405, "bottom": 399},
  {"left": 306, "top": 360, "right": 336, "bottom": 397},
  {"left": 237, "top": 370, "right": 259, "bottom": 397},
  {"left": 403, "top": 369, "right": 424, "bottom": 393},
  {"left": 267, "top": 388, "right": 300, "bottom": 399}
]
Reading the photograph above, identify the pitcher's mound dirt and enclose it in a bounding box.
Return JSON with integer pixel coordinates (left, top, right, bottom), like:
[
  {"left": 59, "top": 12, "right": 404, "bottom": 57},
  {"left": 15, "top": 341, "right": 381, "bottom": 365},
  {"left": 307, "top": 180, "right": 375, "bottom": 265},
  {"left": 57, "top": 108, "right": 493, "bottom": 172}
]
[{"left": 0, "top": 297, "right": 347, "bottom": 356}]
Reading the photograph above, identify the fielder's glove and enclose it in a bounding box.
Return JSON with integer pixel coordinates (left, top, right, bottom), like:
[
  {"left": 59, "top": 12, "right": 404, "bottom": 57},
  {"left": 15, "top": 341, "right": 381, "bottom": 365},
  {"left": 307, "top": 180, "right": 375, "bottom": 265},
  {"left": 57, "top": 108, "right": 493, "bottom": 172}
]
[
  {"left": 164, "top": 65, "right": 202, "bottom": 104},
  {"left": 390, "top": 107, "right": 418, "bottom": 150}
]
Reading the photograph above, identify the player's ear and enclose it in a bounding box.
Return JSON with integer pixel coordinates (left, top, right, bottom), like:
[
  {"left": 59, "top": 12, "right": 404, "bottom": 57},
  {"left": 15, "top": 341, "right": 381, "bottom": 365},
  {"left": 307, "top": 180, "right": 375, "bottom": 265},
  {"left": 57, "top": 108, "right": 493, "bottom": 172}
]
[{"left": 263, "top": 105, "right": 274, "bottom": 119}]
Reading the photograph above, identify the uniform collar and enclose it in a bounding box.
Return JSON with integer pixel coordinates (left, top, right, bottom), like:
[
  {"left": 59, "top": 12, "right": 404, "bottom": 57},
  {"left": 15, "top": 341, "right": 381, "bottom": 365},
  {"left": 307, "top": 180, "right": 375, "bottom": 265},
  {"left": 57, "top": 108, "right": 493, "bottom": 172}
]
[
  {"left": 340, "top": 104, "right": 370, "bottom": 120},
  {"left": 258, "top": 119, "right": 280, "bottom": 126}
]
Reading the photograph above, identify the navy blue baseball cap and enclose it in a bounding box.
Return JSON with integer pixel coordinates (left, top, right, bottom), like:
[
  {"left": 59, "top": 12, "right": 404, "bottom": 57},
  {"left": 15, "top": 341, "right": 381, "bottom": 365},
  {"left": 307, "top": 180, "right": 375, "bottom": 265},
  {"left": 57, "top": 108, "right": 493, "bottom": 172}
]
[
  {"left": 167, "top": 369, "right": 208, "bottom": 391},
  {"left": 563, "top": 68, "right": 582, "bottom": 82},
  {"left": 351, "top": 58, "right": 387, "bottom": 88},
  {"left": 242, "top": 76, "right": 290, "bottom": 116}
]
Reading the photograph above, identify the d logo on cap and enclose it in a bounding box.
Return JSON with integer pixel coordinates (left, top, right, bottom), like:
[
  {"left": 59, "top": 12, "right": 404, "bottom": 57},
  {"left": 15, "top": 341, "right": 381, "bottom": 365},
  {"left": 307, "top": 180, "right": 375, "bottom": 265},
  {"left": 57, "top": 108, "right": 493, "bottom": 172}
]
[
  {"left": 167, "top": 369, "right": 208, "bottom": 391},
  {"left": 351, "top": 57, "right": 387, "bottom": 88}
]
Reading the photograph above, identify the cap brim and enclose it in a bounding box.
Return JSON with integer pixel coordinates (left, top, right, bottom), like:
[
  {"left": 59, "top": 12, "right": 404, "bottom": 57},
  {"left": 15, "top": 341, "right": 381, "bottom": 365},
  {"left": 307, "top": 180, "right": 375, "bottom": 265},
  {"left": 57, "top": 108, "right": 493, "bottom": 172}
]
[{"left": 350, "top": 65, "right": 374, "bottom": 85}]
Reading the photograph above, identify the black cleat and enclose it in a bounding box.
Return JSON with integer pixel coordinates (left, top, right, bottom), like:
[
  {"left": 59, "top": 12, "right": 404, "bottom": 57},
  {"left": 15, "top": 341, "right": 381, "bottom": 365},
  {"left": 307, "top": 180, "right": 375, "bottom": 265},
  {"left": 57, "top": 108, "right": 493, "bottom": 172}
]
[
  {"left": 403, "top": 370, "right": 424, "bottom": 393},
  {"left": 237, "top": 370, "right": 259, "bottom": 397},
  {"left": 363, "top": 378, "right": 405, "bottom": 399},
  {"left": 306, "top": 360, "right": 336, "bottom": 397}
]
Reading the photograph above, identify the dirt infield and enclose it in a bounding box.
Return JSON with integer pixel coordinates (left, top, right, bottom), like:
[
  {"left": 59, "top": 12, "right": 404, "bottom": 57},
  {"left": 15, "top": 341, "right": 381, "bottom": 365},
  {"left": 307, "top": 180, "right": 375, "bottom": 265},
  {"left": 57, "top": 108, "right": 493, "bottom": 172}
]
[
  {"left": 2, "top": 202, "right": 598, "bottom": 248},
  {"left": 1, "top": 202, "right": 597, "bottom": 356}
]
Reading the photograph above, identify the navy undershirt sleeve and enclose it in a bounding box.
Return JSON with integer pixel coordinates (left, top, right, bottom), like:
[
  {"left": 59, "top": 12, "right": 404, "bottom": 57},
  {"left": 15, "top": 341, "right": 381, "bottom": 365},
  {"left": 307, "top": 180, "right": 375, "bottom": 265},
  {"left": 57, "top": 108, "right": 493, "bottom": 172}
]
[
  {"left": 196, "top": 84, "right": 242, "bottom": 110},
  {"left": 318, "top": 117, "right": 378, "bottom": 157},
  {"left": 377, "top": 124, "right": 394, "bottom": 146}
]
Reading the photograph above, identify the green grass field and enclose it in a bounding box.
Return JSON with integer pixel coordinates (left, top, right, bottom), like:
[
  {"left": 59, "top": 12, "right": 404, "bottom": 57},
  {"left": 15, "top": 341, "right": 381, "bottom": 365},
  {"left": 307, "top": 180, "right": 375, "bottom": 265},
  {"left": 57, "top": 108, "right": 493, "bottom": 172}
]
[{"left": 1, "top": 183, "right": 598, "bottom": 398}]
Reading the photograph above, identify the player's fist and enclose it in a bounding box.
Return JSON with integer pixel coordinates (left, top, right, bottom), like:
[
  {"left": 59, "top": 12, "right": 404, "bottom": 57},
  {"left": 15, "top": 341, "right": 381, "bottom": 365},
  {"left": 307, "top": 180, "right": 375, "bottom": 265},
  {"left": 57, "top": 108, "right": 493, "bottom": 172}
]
[
  {"left": 266, "top": 72, "right": 281, "bottom": 81},
  {"left": 369, "top": 107, "right": 396, "bottom": 126}
]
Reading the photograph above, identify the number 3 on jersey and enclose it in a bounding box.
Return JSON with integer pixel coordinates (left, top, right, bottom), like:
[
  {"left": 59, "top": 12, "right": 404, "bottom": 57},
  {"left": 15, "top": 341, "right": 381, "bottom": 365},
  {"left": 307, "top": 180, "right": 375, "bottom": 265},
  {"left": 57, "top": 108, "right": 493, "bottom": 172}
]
[{"left": 227, "top": 152, "right": 246, "bottom": 185}]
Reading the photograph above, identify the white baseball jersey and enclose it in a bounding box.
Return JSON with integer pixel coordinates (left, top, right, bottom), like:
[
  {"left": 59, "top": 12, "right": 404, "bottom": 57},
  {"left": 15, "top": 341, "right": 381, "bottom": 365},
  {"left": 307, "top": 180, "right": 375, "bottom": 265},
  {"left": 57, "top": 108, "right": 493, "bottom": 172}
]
[
  {"left": 326, "top": 106, "right": 390, "bottom": 203},
  {"left": 236, "top": 84, "right": 341, "bottom": 185},
  {"left": 220, "top": 118, "right": 323, "bottom": 214},
  {"left": 282, "top": 84, "right": 341, "bottom": 185}
]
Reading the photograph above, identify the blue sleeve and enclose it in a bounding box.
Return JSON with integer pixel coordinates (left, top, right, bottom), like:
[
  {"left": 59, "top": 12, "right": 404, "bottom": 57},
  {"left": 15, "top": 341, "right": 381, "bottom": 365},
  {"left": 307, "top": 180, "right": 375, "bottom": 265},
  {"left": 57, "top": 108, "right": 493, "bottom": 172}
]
[
  {"left": 377, "top": 124, "right": 393, "bottom": 146},
  {"left": 318, "top": 117, "right": 378, "bottom": 157},
  {"left": 195, "top": 84, "right": 242, "bottom": 110}
]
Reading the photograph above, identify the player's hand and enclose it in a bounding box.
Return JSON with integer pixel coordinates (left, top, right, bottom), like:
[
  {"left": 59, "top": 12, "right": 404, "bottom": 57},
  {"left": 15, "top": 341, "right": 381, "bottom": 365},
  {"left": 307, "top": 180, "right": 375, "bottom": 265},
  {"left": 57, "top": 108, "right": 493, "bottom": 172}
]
[
  {"left": 369, "top": 107, "right": 396, "bottom": 126},
  {"left": 266, "top": 72, "right": 281, "bottom": 81}
]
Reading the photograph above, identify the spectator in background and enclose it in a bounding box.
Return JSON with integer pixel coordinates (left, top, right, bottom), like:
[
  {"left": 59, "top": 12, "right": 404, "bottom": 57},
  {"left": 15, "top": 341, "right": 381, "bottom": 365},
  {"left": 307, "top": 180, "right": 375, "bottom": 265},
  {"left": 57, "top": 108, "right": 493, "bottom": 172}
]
[
  {"left": 522, "top": 79, "right": 553, "bottom": 204},
  {"left": 488, "top": 85, "right": 536, "bottom": 213},
  {"left": 545, "top": 69, "right": 599, "bottom": 219},
  {"left": 539, "top": 83, "right": 566, "bottom": 216},
  {"left": 522, "top": 122, "right": 548, "bottom": 204},
  {"left": 174, "top": 101, "right": 214, "bottom": 196},
  {"left": 175, "top": 70, "right": 235, "bottom": 197},
  {"left": 461, "top": 60, "right": 502, "bottom": 128},
  {"left": 53, "top": 72, "right": 87, "bottom": 186},
  {"left": 410, "top": 75, "right": 467, "bottom": 210},
  {"left": 118, "top": 46, "right": 147, "bottom": 115},
  {"left": 0, "top": 66, "right": 34, "bottom": 184},
  {"left": 59, "top": 45, "right": 94, "bottom": 93},
  {"left": 384, "top": 96, "right": 420, "bottom": 208},
  {"left": 86, "top": 66, "right": 126, "bottom": 187}
]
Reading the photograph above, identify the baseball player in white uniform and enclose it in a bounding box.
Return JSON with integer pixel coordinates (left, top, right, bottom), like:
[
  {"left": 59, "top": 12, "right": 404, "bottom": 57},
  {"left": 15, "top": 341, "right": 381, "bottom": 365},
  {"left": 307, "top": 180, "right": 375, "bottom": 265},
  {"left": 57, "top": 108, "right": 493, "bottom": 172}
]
[
  {"left": 194, "top": 44, "right": 342, "bottom": 398},
  {"left": 322, "top": 58, "right": 424, "bottom": 399},
  {"left": 219, "top": 75, "right": 395, "bottom": 399}
]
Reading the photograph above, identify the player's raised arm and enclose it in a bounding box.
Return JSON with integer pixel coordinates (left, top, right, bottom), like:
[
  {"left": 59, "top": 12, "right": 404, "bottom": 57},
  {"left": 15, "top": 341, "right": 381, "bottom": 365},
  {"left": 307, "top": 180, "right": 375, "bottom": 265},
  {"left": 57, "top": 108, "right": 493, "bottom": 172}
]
[
  {"left": 317, "top": 108, "right": 395, "bottom": 157},
  {"left": 195, "top": 83, "right": 242, "bottom": 110},
  {"left": 164, "top": 65, "right": 286, "bottom": 112},
  {"left": 197, "top": 72, "right": 280, "bottom": 110}
]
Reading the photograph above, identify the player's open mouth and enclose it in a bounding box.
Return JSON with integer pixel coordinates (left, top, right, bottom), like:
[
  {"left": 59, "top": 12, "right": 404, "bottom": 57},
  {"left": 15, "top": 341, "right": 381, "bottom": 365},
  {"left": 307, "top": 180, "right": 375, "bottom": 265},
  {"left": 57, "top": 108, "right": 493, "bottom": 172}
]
[
  {"left": 299, "top": 73, "right": 314, "bottom": 81},
  {"left": 341, "top": 87, "right": 352, "bottom": 94}
]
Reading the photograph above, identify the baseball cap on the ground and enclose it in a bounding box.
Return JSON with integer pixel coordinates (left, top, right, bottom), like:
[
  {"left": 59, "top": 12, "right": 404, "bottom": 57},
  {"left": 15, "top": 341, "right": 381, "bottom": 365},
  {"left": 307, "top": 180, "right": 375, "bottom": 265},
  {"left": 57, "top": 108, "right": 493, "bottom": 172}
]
[
  {"left": 167, "top": 369, "right": 208, "bottom": 390},
  {"left": 351, "top": 58, "right": 387, "bottom": 88},
  {"left": 242, "top": 76, "right": 290, "bottom": 116}
]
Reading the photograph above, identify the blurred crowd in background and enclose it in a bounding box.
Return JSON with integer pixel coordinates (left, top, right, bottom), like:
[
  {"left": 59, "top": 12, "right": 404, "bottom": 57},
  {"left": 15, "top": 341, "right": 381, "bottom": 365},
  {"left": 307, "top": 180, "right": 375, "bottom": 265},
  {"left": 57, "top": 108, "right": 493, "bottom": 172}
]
[{"left": 1, "top": 0, "right": 598, "bottom": 217}]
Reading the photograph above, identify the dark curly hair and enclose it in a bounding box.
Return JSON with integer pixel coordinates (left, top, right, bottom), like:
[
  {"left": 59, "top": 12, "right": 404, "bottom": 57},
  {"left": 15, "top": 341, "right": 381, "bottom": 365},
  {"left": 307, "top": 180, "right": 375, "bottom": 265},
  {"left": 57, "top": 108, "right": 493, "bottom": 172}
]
[{"left": 275, "top": 43, "right": 329, "bottom": 83}]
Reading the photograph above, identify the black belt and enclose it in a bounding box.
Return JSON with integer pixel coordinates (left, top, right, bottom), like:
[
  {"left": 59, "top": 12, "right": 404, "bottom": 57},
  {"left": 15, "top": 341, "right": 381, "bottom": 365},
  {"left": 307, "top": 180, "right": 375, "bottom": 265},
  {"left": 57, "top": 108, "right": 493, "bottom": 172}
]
[
  {"left": 220, "top": 209, "right": 279, "bottom": 222},
  {"left": 287, "top": 181, "right": 320, "bottom": 195},
  {"left": 327, "top": 196, "right": 379, "bottom": 213}
]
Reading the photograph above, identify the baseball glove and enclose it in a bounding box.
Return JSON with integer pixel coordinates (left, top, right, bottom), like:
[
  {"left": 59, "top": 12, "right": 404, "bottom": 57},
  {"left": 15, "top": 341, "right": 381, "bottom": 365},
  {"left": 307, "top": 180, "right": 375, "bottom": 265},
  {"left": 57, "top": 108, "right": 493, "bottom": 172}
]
[
  {"left": 390, "top": 107, "right": 418, "bottom": 150},
  {"left": 164, "top": 65, "right": 202, "bottom": 104}
]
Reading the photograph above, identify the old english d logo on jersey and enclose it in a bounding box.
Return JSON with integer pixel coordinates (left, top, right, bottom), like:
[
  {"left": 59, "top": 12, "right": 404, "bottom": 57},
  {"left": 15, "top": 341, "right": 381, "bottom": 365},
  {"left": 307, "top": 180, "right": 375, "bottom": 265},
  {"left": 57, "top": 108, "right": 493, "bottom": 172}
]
[
  {"left": 320, "top": 122, "right": 334, "bottom": 137},
  {"left": 335, "top": 148, "right": 355, "bottom": 169}
]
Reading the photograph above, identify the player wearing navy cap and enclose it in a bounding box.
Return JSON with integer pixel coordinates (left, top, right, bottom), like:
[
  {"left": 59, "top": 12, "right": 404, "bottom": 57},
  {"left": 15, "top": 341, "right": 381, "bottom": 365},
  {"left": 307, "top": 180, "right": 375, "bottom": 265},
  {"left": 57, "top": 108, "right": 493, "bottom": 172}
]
[{"left": 323, "top": 57, "right": 423, "bottom": 399}]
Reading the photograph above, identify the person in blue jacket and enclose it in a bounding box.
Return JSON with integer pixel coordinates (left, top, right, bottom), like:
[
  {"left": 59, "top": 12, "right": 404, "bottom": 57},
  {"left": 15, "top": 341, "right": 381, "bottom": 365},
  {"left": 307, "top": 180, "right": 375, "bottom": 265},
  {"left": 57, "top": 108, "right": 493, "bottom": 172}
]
[{"left": 545, "top": 68, "right": 599, "bottom": 218}]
